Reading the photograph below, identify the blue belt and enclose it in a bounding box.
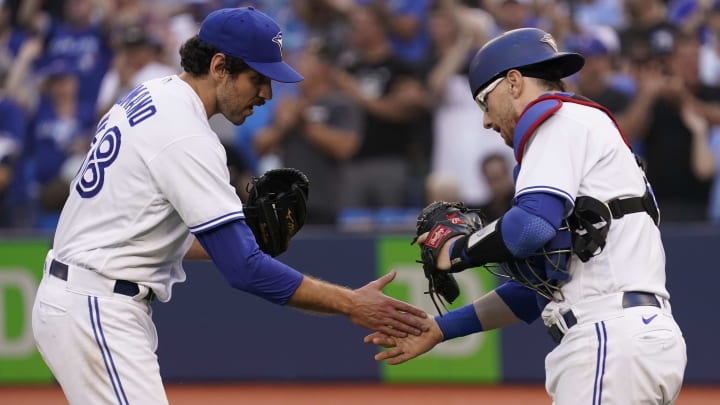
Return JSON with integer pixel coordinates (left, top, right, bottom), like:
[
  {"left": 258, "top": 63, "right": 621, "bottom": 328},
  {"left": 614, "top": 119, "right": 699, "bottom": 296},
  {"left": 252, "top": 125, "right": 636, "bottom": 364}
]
[
  {"left": 49, "top": 259, "right": 155, "bottom": 301},
  {"left": 548, "top": 291, "right": 660, "bottom": 344}
]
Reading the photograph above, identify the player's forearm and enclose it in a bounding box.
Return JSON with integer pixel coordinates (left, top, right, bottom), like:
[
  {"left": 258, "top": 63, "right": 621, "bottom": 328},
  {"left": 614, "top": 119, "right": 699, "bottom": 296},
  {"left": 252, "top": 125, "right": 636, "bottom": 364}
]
[
  {"left": 286, "top": 275, "right": 354, "bottom": 315},
  {"left": 303, "top": 123, "right": 360, "bottom": 160},
  {"left": 473, "top": 290, "right": 523, "bottom": 330},
  {"left": 615, "top": 91, "right": 656, "bottom": 140},
  {"left": 427, "top": 22, "right": 474, "bottom": 97},
  {"left": 357, "top": 96, "right": 418, "bottom": 122},
  {"left": 689, "top": 130, "right": 716, "bottom": 181},
  {"left": 433, "top": 290, "right": 520, "bottom": 342}
]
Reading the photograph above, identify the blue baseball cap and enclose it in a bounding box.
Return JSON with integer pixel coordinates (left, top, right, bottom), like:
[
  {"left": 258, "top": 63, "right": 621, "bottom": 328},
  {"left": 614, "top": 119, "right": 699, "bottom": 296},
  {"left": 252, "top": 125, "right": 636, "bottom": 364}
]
[{"left": 198, "top": 7, "right": 303, "bottom": 83}]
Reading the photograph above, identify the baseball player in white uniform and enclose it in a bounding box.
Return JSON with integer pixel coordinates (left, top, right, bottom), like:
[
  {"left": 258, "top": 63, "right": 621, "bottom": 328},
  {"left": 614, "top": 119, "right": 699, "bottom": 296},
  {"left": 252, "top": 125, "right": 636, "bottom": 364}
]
[
  {"left": 31, "top": 7, "right": 428, "bottom": 405},
  {"left": 365, "top": 28, "right": 687, "bottom": 404}
]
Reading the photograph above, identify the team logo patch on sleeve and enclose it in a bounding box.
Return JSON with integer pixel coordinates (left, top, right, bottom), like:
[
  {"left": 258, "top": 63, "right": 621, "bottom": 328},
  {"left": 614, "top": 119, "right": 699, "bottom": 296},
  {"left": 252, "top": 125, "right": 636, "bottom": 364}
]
[{"left": 426, "top": 225, "right": 452, "bottom": 248}]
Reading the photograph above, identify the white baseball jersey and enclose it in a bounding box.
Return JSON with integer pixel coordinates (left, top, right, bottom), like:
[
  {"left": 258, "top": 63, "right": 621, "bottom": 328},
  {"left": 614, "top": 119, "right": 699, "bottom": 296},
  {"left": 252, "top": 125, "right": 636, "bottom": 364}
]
[
  {"left": 53, "top": 75, "right": 244, "bottom": 302},
  {"left": 515, "top": 102, "right": 668, "bottom": 308},
  {"left": 515, "top": 101, "right": 685, "bottom": 404}
]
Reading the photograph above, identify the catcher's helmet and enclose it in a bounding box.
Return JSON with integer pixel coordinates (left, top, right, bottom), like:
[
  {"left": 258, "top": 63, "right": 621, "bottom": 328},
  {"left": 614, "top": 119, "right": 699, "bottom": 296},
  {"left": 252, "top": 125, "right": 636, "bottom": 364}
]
[{"left": 468, "top": 28, "right": 585, "bottom": 97}]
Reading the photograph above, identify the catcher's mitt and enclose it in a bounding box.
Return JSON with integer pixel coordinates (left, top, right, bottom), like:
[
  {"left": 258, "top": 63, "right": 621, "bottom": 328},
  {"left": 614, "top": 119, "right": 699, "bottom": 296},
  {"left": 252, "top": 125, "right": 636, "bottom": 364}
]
[
  {"left": 413, "top": 201, "right": 484, "bottom": 314},
  {"left": 244, "top": 168, "right": 310, "bottom": 257}
]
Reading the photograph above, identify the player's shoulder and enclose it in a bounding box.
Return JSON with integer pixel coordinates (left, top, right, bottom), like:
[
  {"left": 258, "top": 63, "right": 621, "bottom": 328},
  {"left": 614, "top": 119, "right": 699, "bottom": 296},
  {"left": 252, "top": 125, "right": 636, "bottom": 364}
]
[
  {"left": 554, "top": 101, "right": 614, "bottom": 128},
  {"left": 142, "top": 75, "right": 190, "bottom": 107},
  {"left": 113, "top": 76, "right": 216, "bottom": 151},
  {"left": 139, "top": 76, "right": 209, "bottom": 129}
]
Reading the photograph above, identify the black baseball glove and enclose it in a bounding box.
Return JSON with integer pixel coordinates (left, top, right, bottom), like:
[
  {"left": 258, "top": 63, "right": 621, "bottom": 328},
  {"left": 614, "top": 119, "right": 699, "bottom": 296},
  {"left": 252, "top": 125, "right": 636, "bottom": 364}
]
[
  {"left": 413, "top": 201, "right": 484, "bottom": 314},
  {"left": 244, "top": 168, "right": 310, "bottom": 257}
]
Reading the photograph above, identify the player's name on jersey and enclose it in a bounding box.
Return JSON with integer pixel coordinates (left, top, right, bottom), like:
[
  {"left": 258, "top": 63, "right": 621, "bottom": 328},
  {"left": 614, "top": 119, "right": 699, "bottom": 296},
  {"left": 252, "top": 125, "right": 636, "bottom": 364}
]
[{"left": 118, "top": 84, "right": 157, "bottom": 127}]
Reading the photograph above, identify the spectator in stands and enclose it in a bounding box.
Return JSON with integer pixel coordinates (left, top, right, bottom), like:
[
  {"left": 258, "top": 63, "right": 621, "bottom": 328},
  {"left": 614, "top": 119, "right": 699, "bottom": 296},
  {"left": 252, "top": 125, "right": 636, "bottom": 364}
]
[
  {"left": 483, "top": 0, "right": 571, "bottom": 52},
  {"left": 27, "top": 58, "right": 96, "bottom": 229},
  {"left": 254, "top": 40, "right": 363, "bottom": 225},
  {"left": 424, "top": 171, "right": 461, "bottom": 203},
  {"left": 479, "top": 153, "right": 514, "bottom": 222},
  {"left": 0, "top": 1, "right": 28, "bottom": 72},
  {"left": 624, "top": 30, "right": 718, "bottom": 221},
  {"left": 568, "top": 30, "right": 633, "bottom": 114},
  {"left": 358, "top": 0, "right": 436, "bottom": 207},
  {"left": 699, "top": 1, "right": 720, "bottom": 86},
  {"left": 360, "top": 0, "right": 433, "bottom": 67},
  {"left": 333, "top": 3, "right": 430, "bottom": 210},
  {"left": 619, "top": 0, "right": 677, "bottom": 65},
  {"left": 0, "top": 2, "right": 29, "bottom": 227},
  {"left": 19, "top": 0, "right": 114, "bottom": 108},
  {"left": 425, "top": 0, "right": 512, "bottom": 208},
  {"left": 570, "top": 0, "right": 626, "bottom": 30},
  {"left": 96, "top": 24, "right": 176, "bottom": 117},
  {"left": 484, "top": 0, "right": 537, "bottom": 32},
  {"left": 0, "top": 69, "right": 27, "bottom": 228}
]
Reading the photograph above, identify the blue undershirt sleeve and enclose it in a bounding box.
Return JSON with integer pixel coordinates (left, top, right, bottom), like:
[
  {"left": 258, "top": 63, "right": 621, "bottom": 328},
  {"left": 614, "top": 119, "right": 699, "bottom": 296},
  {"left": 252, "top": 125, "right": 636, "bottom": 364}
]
[
  {"left": 194, "top": 219, "right": 304, "bottom": 305},
  {"left": 495, "top": 280, "right": 542, "bottom": 323},
  {"left": 501, "top": 192, "right": 567, "bottom": 258}
]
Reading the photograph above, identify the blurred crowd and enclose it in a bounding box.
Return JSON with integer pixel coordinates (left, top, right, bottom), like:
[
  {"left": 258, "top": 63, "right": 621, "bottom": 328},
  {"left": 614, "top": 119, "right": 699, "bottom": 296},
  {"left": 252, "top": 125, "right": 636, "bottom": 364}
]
[{"left": 1, "top": 0, "right": 720, "bottom": 231}]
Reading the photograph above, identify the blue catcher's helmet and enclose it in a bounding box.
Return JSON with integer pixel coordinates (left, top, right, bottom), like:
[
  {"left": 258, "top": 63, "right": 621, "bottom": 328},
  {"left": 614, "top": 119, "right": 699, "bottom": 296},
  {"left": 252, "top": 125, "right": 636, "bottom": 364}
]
[{"left": 468, "top": 28, "right": 585, "bottom": 97}]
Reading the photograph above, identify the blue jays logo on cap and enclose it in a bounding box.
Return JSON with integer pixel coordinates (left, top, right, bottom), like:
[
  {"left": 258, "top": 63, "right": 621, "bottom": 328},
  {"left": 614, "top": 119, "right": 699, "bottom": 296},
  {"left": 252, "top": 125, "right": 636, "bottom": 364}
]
[
  {"left": 198, "top": 7, "right": 302, "bottom": 83},
  {"left": 540, "top": 33, "right": 558, "bottom": 52},
  {"left": 272, "top": 32, "right": 283, "bottom": 51}
]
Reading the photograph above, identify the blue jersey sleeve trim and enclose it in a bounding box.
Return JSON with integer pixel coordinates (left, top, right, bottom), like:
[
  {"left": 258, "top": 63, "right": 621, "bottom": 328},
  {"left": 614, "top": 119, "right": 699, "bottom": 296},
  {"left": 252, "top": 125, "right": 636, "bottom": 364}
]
[
  {"left": 195, "top": 219, "right": 303, "bottom": 305},
  {"left": 189, "top": 211, "right": 245, "bottom": 233},
  {"left": 495, "top": 280, "right": 541, "bottom": 324}
]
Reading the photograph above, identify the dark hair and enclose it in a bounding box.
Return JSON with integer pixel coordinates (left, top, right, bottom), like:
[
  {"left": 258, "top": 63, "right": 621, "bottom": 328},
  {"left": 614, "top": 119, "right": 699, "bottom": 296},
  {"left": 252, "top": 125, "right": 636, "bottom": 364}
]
[
  {"left": 179, "top": 35, "right": 252, "bottom": 78},
  {"left": 532, "top": 77, "right": 566, "bottom": 91}
]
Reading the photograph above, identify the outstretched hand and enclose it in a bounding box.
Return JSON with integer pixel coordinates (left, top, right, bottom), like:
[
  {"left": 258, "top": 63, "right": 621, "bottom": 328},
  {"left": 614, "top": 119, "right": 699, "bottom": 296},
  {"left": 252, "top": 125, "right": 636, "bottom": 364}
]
[
  {"left": 349, "top": 270, "right": 429, "bottom": 338},
  {"left": 363, "top": 317, "right": 444, "bottom": 365}
]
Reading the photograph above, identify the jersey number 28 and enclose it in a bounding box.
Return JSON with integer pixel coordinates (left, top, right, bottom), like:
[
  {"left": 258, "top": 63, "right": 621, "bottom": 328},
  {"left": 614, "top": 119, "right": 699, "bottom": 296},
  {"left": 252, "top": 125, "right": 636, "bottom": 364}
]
[{"left": 74, "top": 116, "right": 122, "bottom": 198}]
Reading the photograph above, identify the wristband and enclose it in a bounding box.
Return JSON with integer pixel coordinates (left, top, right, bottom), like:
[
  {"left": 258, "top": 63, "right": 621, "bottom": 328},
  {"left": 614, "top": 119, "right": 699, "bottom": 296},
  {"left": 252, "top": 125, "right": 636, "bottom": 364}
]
[{"left": 434, "top": 303, "right": 483, "bottom": 341}]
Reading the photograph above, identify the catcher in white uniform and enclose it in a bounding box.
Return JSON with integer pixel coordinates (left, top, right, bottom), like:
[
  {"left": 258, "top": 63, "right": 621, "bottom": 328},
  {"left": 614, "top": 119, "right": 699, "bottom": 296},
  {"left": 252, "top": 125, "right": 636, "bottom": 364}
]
[
  {"left": 31, "top": 7, "right": 428, "bottom": 405},
  {"left": 366, "top": 28, "right": 687, "bottom": 404}
]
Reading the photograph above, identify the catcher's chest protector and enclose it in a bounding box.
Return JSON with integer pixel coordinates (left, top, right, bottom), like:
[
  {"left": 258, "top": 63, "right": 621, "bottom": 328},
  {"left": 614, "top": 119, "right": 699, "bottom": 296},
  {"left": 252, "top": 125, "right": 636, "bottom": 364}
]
[
  {"left": 512, "top": 92, "right": 632, "bottom": 166},
  {"left": 511, "top": 93, "right": 660, "bottom": 263}
]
